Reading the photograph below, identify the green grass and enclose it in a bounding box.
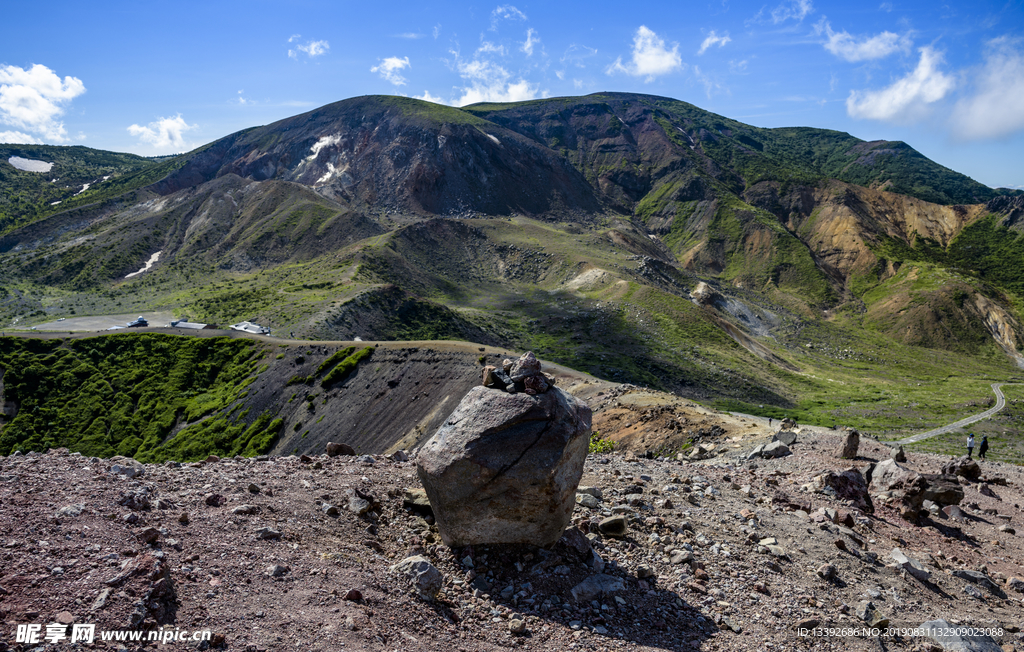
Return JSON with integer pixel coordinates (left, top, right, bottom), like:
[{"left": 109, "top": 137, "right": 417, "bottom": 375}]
[
  {"left": 321, "top": 346, "right": 374, "bottom": 386},
  {"left": 0, "top": 333, "right": 280, "bottom": 462}
]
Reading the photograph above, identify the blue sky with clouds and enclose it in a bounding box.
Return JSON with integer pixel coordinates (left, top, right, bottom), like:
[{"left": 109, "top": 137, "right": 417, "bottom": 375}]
[{"left": 3, "top": 0, "right": 1023, "bottom": 189}]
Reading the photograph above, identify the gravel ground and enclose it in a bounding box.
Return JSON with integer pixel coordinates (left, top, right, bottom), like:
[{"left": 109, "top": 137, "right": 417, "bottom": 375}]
[{"left": 1, "top": 417, "right": 1022, "bottom": 651}]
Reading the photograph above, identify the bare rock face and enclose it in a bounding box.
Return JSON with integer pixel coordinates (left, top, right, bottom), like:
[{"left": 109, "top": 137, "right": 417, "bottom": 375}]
[
  {"left": 690, "top": 282, "right": 721, "bottom": 306},
  {"left": 837, "top": 428, "right": 859, "bottom": 459},
  {"left": 416, "top": 376, "right": 591, "bottom": 547}
]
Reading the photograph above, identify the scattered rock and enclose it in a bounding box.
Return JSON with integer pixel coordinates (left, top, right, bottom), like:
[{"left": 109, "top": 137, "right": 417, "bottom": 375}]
[
  {"left": 266, "top": 564, "right": 290, "bottom": 577},
  {"left": 837, "top": 429, "right": 859, "bottom": 459},
  {"left": 773, "top": 431, "right": 797, "bottom": 446},
  {"left": 390, "top": 555, "right": 442, "bottom": 601},
  {"left": 326, "top": 442, "right": 356, "bottom": 457},
  {"left": 255, "top": 527, "right": 282, "bottom": 540},
  {"left": 204, "top": 493, "right": 226, "bottom": 507},
  {"left": 761, "top": 441, "right": 791, "bottom": 459},
  {"left": 55, "top": 503, "right": 85, "bottom": 518},
  {"left": 890, "top": 445, "right": 907, "bottom": 463},
  {"left": 920, "top": 619, "right": 1002, "bottom": 652},
  {"left": 570, "top": 574, "right": 625, "bottom": 602},
  {"left": 598, "top": 515, "right": 627, "bottom": 538},
  {"left": 891, "top": 548, "right": 930, "bottom": 581},
  {"left": 137, "top": 527, "right": 160, "bottom": 545},
  {"left": 953, "top": 570, "right": 1006, "bottom": 598},
  {"left": 941, "top": 457, "right": 982, "bottom": 482}
]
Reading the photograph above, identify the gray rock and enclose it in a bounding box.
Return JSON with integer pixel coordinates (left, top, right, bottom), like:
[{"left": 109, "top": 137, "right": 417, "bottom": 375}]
[
  {"left": 838, "top": 429, "right": 859, "bottom": 459},
  {"left": 890, "top": 548, "right": 930, "bottom": 581},
  {"left": 570, "top": 574, "right": 625, "bottom": 602},
  {"left": 773, "top": 431, "right": 797, "bottom": 446},
  {"left": 919, "top": 618, "right": 1002, "bottom": 651},
  {"left": 255, "top": 527, "right": 281, "bottom": 540},
  {"left": 598, "top": 515, "right": 627, "bottom": 538},
  {"left": 90, "top": 588, "right": 111, "bottom": 611},
  {"left": 402, "top": 488, "right": 432, "bottom": 514},
  {"left": 670, "top": 550, "right": 693, "bottom": 564},
  {"left": 746, "top": 444, "right": 764, "bottom": 460},
  {"left": 232, "top": 504, "right": 257, "bottom": 515},
  {"left": 1007, "top": 576, "right": 1024, "bottom": 593},
  {"left": 390, "top": 555, "right": 442, "bottom": 601},
  {"left": 856, "top": 601, "right": 889, "bottom": 628},
  {"left": 509, "top": 619, "right": 527, "bottom": 635},
  {"left": 941, "top": 457, "right": 982, "bottom": 482},
  {"left": 110, "top": 463, "right": 144, "bottom": 479},
  {"left": 577, "top": 486, "right": 603, "bottom": 499},
  {"left": 953, "top": 570, "right": 1006, "bottom": 598},
  {"left": 576, "top": 493, "right": 601, "bottom": 509},
  {"left": 266, "top": 564, "right": 290, "bottom": 577},
  {"left": 416, "top": 381, "right": 591, "bottom": 547},
  {"left": 761, "top": 441, "right": 790, "bottom": 458},
  {"left": 55, "top": 503, "right": 85, "bottom": 518}
]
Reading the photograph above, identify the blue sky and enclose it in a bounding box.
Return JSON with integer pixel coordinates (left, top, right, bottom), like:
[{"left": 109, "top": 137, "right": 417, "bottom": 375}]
[{"left": 3, "top": 0, "right": 1023, "bottom": 190}]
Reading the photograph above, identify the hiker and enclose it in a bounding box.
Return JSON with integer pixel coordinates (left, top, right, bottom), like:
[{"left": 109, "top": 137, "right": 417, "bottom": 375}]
[
  {"left": 979, "top": 436, "right": 989, "bottom": 460},
  {"left": 768, "top": 417, "right": 772, "bottom": 427},
  {"left": 967, "top": 433, "right": 975, "bottom": 459}
]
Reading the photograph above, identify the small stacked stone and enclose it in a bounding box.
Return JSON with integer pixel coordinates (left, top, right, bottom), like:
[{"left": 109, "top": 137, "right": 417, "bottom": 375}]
[{"left": 481, "top": 352, "right": 555, "bottom": 395}]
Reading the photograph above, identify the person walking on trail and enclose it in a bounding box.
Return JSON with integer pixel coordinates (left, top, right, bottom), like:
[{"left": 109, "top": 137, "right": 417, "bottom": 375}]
[
  {"left": 768, "top": 417, "right": 772, "bottom": 427},
  {"left": 967, "top": 433, "right": 975, "bottom": 459},
  {"left": 979, "top": 436, "right": 989, "bottom": 460}
]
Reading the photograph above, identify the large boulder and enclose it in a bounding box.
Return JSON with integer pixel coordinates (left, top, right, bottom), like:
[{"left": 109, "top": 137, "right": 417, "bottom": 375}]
[
  {"left": 837, "top": 428, "right": 859, "bottom": 459},
  {"left": 941, "top": 456, "right": 981, "bottom": 482},
  {"left": 870, "top": 459, "right": 928, "bottom": 521},
  {"left": 920, "top": 474, "right": 965, "bottom": 507},
  {"left": 416, "top": 362, "right": 591, "bottom": 548},
  {"left": 807, "top": 467, "right": 872, "bottom": 512}
]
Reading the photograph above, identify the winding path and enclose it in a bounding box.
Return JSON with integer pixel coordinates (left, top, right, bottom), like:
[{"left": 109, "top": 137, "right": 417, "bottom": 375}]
[{"left": 890, "top": 383, "right": 1019, "bottom": 446}]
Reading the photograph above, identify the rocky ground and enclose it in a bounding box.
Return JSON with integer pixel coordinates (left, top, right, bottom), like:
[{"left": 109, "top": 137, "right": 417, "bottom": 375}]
[{"left": 1, "top": 407, "right": 1022, "bottom": 652}]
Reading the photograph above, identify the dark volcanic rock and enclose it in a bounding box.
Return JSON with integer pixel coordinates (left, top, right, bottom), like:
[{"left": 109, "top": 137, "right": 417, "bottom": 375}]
[{"left": 416, "top": 383, "right": 591, "bottom": 547}]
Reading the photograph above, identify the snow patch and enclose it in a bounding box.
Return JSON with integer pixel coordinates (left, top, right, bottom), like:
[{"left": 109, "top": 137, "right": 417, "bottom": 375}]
[
  {"left": 486, "top": 134, "right": 501, "bottom": 145},
  {"left": 8, "top": 156, "right": 53, "bottom": 172},
  {"left": 125, "top": 251, "right": 162, "bottom": 279},
  {"left": 50, "top": 201, "right": 61, "bottom": 206},
  {"left": 75, "top": 183, "right": 91, "bottom": 196}
]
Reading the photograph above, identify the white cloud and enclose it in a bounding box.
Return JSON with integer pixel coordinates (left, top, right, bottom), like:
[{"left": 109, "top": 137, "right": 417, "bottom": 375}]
[
  {"left": 477, "top": 41, "right": 507, "bottom": 56},
  {"left": 0, "top": 130, "right": 38, "bottom": 143},
  {"left": 433, "top": 24, "right": 442, "bottom": 39},
  {"left": 371, "top": 56, "right": 411, "bottom": 86},
  {"left": 127, "top": 114, "right": 196, "bottom": 151},
  {"left": 452, "top": 56, "right": 538, "bottom": 106},
  {"left": 490, "top": 5, "right": 527, "bottom": 30},
  {"left": 395, "top": 33, "right": 423, "bottom": 39},
  {"left": 816, "top": 19, "right": 907, "bottom": 62},
  {"left": 561, "top": 44, "right": 598, "bottom": 68},
  {"left": 414, "top": 90, "right": 447, "bottom": 104},
  {"left": 846, "top": 47, "right": 955, "bottom": 123},
  {"left": 522, "top": 28, "right": 539, "bottom": 57},
  {"left": 0, "top": 64, "right": 85, "bottom": 143},
  {"left": 698, "top": 31, "right": 732, "bottom": 55},
  {"left": 951, "top": 37, "right": 1024, "bottom": 140},
  {"left": 289, "top": 38, "right": 329, "bottom": 59},
  {"left": 770, "top": 0, "right": 814, "bottom": 23},
  {"left": 607, "top": 26, "right": 684, "bottom": 81}
]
